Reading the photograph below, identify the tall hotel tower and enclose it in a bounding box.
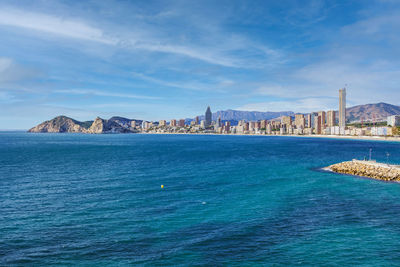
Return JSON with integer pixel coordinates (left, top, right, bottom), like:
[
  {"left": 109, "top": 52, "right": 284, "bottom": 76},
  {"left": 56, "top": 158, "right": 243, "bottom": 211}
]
[
  {"left": 339, "top": 88, "right": 346, "bottom": 128},
  {"left": 205, "top": 106, "right": 212, "bottom": 127}
]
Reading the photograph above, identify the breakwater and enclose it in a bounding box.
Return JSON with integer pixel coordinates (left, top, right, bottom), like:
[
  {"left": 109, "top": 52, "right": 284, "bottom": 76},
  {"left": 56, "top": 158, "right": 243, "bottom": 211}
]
[{"left": 327, "top": 160, "right": 400, "bottom": 182}]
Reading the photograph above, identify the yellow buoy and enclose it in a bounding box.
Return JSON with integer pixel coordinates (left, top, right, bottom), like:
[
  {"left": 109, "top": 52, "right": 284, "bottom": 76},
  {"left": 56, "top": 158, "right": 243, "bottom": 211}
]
[{"left": 161, "top": 185, "right": 164, "bottom": 189}]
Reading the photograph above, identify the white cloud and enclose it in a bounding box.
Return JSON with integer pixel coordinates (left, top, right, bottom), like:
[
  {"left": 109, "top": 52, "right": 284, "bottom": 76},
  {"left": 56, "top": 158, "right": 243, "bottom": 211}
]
[
  {"left": 135, "top": 43, "right": 239, "bottom": 67},
  {"left": 54, "top": 89, "right": 161, "bottom": 100},
  {"left": 0, "top": 7, "right": 281, "bottom": 68},
  {"left": 0, "top": 8, "right": 116, "bottom": 44}
]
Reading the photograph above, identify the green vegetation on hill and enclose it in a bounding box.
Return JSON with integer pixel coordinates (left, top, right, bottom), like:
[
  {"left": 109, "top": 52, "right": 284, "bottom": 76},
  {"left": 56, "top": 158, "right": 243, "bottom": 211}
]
[{"left": 80, "top": 121, "right": 94, "bottom": 129}]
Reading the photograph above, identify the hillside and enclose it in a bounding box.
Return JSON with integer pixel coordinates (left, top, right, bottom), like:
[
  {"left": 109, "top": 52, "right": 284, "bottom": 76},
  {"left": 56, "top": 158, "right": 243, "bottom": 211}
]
[
  {"left": 28, "top": 116, "right": 91, "bottom": 133},
  {"left": 346, "top": 102, "right": 400, "bottom": 122},
  {"left": 28, "top": 116, "right": 140, "bottom": 133}
]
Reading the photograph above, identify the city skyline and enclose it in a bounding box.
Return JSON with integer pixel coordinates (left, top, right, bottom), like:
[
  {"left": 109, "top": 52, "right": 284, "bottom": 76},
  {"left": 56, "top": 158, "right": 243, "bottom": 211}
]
[{"left": 1, "top": 0, "right": 400, "bottom": 129}]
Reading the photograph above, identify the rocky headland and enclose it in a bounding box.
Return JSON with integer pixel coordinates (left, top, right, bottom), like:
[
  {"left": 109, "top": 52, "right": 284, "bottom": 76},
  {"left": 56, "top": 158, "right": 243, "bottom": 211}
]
[
  {"left": 28, "top": 116, "right": 141, "bottom": 134},
  {"left": 327, "top": 160, "right": 400, "bottom": 182}
]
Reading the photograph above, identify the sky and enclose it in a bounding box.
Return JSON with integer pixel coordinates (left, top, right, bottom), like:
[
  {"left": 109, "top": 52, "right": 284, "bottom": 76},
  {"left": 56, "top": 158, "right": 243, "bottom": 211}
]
[{"left": 1, "top": 0, "right": 400, "bottom": 129}]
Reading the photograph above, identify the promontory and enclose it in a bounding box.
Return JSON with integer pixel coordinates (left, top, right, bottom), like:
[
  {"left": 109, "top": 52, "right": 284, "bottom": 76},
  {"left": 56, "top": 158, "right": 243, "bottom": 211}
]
[{"left": 28, "top": 116, "right": 141, "bottom": 134}]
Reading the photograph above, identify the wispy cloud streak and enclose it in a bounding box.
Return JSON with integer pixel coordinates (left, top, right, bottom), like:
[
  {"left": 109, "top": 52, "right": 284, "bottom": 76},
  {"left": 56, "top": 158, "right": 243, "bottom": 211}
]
[{"left": 54, "top": 89, "right": 161, "bottom": 100}]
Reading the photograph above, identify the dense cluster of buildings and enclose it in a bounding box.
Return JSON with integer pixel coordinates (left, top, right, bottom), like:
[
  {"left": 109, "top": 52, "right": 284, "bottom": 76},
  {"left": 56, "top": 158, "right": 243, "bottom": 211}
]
[{"left": 134, "top": 88, "right": 400, "bottom": 137}]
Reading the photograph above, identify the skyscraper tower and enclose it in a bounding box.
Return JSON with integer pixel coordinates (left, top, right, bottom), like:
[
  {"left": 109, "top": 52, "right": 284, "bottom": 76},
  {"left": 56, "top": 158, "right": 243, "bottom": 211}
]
[
  {"left": 205, "top": 106, "right": 212, "bottom": 127},
  {"left": 339, "top": 88, "right": 346, "bottom": 128}
]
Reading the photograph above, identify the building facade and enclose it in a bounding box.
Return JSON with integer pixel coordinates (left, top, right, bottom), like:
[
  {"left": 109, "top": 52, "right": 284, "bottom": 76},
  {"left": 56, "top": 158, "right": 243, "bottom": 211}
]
[
  {"left": 387, "top": 115, "right": 400, "bottom": 126},
  {"left": 318, "top": 111, "right": 326, "bottom": 129},
  {"left": 306, "top": 114, "right": 312, "bottom": 128},
  {"left": 294, "top": 114, "right": 305, "bottom": 129},
  {"left": 327, "top": 110, "right": 336, "bottom": 127},
  {"left": 339, "top": 88, "right": 346, "bottom": 128},
  {"left": 314, "top": 115, "right": 322, "bottom": 134},
  {"left": 281, "top": 116, "right": 292, "bottom": 126},
  {"left": 205, "top": 106, "right": 212, "bottom": 127}
]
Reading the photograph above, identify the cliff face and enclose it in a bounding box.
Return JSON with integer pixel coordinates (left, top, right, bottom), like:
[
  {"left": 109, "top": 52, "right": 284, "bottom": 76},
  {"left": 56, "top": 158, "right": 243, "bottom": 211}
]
[
  {"left": 28, "top": 116, "right": 90, "bottom": 133},
  {"left": 87, "top": 117, "right": 132, "bottom": 134},
  {"left": 28, "top": 116, "right": 138, "bottom": 134}
]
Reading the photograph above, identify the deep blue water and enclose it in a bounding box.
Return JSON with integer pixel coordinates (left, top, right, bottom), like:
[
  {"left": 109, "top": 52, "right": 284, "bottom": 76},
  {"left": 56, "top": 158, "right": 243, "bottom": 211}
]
[{"left": 1, "top": 132, "right": 400, "bottom": 266}]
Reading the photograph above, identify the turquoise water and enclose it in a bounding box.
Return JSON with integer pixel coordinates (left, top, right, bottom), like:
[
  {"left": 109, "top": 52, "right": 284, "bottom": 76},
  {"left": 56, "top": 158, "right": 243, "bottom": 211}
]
[{"left": 1, "top": 132, "right": 400, "bottom": 266}]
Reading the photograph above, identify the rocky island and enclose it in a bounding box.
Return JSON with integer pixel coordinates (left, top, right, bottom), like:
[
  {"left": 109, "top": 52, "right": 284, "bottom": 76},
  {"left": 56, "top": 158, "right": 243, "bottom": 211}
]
[
  {"left": 327, "top": 160, "right": 400, "bottom": 182},
  {"left": 28, "top": 116, "right": 141, "bottom": 134}
]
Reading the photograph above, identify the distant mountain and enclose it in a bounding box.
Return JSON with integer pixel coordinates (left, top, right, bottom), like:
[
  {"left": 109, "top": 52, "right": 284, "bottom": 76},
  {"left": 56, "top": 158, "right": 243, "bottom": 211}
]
[
  {"left": 28, "top": 116, "right": 141, "bottom": 133},
  {"left": 346, "top": 102, "right": 400, "bottom": 122},
  {"left": 192, "top": 103, "right": 400, "bottom": 123},
  {"left": 196, "top": 109, "right": 294, "bottom": 121}
]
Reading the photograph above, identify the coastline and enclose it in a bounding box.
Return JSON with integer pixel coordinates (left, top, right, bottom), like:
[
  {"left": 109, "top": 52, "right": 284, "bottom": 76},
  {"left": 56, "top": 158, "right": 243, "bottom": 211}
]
[
  {"left": 22, "top": 130, "right": 400, "bottom": 143},
  {"left": 138, "top": 132, "right": 400, "bottom": 142}
]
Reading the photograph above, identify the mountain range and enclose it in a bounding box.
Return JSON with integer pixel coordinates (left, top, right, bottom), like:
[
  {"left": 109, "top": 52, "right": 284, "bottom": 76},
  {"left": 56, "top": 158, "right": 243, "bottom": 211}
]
[
  {"left": 195, "top": 102, "right": 400, "bottom": 123},
  {"left": 196, "top": 110, "right": 294, "bottom": 122},
  {"left": 28, "top": 102, "right": 400, "bottom": 133},
  {"left": 346, "top": 102, "right": 400, "bottom": 122}
]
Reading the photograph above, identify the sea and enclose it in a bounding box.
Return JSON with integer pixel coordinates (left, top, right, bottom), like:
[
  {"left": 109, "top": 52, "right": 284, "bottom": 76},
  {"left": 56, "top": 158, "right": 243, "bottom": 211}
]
[{"left": 1, "top": 132, "right": 400, "bottom": 266}]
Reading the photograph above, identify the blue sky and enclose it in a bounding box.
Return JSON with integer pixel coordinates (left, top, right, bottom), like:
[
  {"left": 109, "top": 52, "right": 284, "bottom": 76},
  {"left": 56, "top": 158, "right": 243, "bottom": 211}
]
[{"left": 1, "top": 0, "right": 400, "bottom": 129}]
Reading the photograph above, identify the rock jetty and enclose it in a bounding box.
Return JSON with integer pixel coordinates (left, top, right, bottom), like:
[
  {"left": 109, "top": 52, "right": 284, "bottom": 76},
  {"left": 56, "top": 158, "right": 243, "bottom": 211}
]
[{"left": 327, "top": 160, "right": 400, "bottom": 182}]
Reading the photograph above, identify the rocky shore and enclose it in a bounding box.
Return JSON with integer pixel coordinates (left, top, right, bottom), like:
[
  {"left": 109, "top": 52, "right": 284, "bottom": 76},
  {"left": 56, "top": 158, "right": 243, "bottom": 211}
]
[
  {"left": 28, "top": 116, "right": 140, "bottom": 134},
  {"left": 327, "top": 160, "right": 400, "bottom": 182}
]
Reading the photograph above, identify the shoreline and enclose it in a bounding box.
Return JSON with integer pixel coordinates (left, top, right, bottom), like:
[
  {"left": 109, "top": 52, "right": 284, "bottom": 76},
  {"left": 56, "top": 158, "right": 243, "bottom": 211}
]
[
  {"left": 138, "top": 132, "right": 400, "bottom": 142},
  {"left": 18, "top": 130, "right": 400, "bottom": 143}
]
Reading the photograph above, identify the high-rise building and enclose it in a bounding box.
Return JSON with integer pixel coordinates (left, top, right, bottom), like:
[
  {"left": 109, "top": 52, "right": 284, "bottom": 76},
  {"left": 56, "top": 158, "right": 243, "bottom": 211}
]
[
  {"left": 170, "top": 119, "right": 177, "bottom": 127},
  {"left": 217, "top": 116, "right": 222, "bottom": 127},
  {"left": 310, "top": 112, "right": 318, "bottom": 128},
  {"left": 260, "top": 120, "right": 267, "bottom": 129},
  {"left": 281, "top": 116, "right": 292, "bottom": 126},
  {"left": 306, "top": 114, "right": 312, "bottom": 128},
  {"left": 339, "top": 88, "right": 346, "bottom": 128},
  {"left": 327, "top": 110, "right": 336, "bottom": 127},
  {"left": 178, "top": 119, "right": 185, "bottom": 127},
  {"left": 205, "top": 106, "right": 212, "bottom": 127},
  {"left": 294, "top": 114, "right": 305, "bottom": 129},
  {"left": 266, "top": 124, "right": 272, "bottom": 134},
  {"left": 142, "top": 121, "right": 152, "bottom": 130},
  {"left": 314, "top": 115, "right": 322, "bottom": 134},
  {"left": 224, "top": 121, "right": 231, "bottom": 133},
  {"left": 387, "top": 115, "right": 400, "bottom": 126},
  {"left": 159, "top": 120, "right": 166, "bottom": 127},
  {"left": 195, "top": 116, "right": 199, "bottom": 125},
  {"left": 318, "top": 111, "right": 326, "bottom": 128},
  {"left": 249, "top": 121, "right": 256, "bottom": 131}
]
